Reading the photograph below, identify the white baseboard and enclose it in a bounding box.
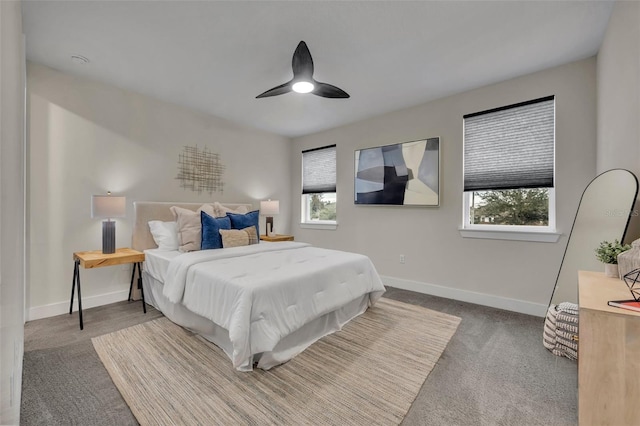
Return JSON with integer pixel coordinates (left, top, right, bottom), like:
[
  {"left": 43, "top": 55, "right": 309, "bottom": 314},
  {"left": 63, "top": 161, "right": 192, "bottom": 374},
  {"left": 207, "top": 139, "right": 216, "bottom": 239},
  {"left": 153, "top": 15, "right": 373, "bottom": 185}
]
[
  {"left": 27, "top": 278, "right": 547, "bottom": 320},
  {"left": 27, "top": 289, "right": 130, "bottom": 321},
  {"left": 381, "top": 275, "right": 548, "bottom": 317}
]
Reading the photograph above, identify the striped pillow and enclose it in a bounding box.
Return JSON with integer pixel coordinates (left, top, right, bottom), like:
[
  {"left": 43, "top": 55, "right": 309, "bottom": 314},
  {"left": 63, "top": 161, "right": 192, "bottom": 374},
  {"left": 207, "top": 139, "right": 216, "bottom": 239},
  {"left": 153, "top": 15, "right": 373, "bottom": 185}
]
[{"left": 219, "top": 226, "right": 258, "bottom": 248}]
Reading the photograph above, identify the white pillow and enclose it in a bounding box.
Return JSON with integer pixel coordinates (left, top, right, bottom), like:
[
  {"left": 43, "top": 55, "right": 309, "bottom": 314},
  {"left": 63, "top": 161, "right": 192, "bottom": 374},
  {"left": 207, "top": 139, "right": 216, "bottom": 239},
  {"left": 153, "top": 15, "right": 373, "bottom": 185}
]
[{"left": 148, "top": 221, "right": 179, "bottom": 251}]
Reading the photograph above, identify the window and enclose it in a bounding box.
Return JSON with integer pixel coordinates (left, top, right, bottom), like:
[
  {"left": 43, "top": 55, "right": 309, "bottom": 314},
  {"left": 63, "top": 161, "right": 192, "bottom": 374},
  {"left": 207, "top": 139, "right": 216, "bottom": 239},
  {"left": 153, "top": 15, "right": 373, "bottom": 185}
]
[
  {"left": 301, "top": 145, "right": 337, "bottom": 227},
  {"left": 462, "top": 96, "right": 556, "bottom": 236}
]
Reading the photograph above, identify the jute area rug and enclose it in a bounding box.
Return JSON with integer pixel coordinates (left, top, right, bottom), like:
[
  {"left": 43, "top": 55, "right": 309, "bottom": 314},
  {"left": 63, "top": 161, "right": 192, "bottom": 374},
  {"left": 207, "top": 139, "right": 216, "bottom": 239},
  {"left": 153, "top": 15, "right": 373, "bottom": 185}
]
[{"left": 92, "top": 298, "right": 461, "bottom": 425}]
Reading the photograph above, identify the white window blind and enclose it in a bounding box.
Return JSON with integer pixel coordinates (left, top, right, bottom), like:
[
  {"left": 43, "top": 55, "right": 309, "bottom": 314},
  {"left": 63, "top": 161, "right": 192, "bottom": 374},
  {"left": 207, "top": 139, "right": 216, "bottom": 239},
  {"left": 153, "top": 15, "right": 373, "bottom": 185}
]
[
  {"left": 464, "top": 96, "right": 555, "bottom": 192},
  {"left": 302, "top": 145, "right": 336, "bottom": 194}
]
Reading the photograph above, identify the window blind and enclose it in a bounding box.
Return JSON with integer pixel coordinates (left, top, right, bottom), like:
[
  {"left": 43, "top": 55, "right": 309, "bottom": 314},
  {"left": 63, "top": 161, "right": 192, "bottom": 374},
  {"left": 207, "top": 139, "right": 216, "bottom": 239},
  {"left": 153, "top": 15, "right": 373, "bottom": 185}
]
[
  {"left": 302, "top": 145, "right": 336, "bottom": 194},
  {"left": 464, "top": 96, "right": 555, "bottom": 192}
]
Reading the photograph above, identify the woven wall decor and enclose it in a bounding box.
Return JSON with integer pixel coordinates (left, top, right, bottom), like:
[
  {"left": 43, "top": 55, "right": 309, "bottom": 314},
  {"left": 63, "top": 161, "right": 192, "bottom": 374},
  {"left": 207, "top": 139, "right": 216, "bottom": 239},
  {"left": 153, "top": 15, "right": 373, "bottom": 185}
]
[{"left": 175, "top": 145, "right": 225, "bottom": 194}]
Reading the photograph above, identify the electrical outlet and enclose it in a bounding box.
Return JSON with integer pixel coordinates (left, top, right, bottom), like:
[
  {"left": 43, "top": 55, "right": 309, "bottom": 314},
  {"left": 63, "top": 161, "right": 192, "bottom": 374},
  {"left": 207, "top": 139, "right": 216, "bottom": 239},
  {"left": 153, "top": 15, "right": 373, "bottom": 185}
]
[{"left": 400, "top": 254, "right": 405, "bottom": 264}]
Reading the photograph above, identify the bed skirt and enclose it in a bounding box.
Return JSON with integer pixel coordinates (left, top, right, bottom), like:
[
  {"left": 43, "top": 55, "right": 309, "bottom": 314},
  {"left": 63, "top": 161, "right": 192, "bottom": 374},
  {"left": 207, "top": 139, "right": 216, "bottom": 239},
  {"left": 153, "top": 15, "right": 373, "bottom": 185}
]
[{"left": 142, "top": 270, "right": 371, "bottom": 370}]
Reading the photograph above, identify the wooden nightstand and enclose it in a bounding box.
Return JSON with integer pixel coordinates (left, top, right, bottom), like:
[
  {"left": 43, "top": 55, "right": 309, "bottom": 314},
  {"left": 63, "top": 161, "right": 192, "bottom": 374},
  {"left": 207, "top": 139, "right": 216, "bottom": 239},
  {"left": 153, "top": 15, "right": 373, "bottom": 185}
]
[
  {"left": 260, "top": 234, "right": 294, "bottom": 242},
  {"left": 71, "top": 248, "right": 146, "bottom": 330}
]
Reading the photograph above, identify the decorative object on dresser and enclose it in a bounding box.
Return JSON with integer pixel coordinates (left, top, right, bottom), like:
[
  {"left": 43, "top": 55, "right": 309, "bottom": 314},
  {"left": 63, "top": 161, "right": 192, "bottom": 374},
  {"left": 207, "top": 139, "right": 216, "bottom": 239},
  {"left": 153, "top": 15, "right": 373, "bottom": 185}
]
[
  {"left": 91, "top": 192, "right": 126, "bottom": 254},
  {"left": 608, "top": 269, "right": 640, "bottom": 312},
  {"left": 617, "top": 238, "right": 640, "bottom": 279},
  {"left": 355, "top": 137, "right": 440, "bottom": 206},
  {"left": 595, "top": 239, "right": 631, "bottom": 278},
  {"left": 260, "top": 199, "right": 279, "bottom": 236},
  {"left": 607, "top": 299, "right": 640, "bottom": 312},
  {"left": 621, "top": 268, "right": 640, "bottom": 302}
]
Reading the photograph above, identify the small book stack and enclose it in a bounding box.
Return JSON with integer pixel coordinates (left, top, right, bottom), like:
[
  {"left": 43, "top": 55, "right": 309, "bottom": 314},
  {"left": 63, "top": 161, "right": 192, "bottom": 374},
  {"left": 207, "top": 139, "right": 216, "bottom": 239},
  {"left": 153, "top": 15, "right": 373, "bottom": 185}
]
[
  {"left": 608, "top": 268, "right": 640, "bottom": 313},
  {"left": 607, "top": 300, "right": 640, "bottom": 313}
]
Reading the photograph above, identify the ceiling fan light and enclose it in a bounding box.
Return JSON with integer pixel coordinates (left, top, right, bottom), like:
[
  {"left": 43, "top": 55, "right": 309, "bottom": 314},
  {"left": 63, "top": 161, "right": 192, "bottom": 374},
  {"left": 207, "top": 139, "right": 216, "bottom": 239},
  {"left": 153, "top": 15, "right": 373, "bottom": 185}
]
[{"left": 292, "top": 81, "right": 314, "bottom": 94}]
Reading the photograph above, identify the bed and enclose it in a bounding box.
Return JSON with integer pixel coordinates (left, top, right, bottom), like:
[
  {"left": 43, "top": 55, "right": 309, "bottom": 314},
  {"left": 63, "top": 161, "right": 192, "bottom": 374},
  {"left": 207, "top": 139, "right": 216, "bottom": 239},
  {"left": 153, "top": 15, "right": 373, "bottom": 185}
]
[{"left": 132, "top": 201, "right": 386, "bottom": 371}]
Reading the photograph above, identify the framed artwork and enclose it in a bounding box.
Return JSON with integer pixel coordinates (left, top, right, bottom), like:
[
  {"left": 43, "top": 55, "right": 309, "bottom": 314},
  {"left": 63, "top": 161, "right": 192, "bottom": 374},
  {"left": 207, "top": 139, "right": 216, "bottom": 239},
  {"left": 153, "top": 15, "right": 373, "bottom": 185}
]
[{"left": 354, "top": 137, "right": 440, "bottom": 206}]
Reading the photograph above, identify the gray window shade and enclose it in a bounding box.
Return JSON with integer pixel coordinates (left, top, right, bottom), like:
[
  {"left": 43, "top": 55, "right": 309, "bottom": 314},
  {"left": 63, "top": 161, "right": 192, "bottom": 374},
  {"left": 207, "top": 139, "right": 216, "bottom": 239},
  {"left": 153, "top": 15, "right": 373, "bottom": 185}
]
[
  {"left": 464, "top": 96, "right": 555, "bottom": 192},
  {"left": 302, "top": 145, "right": 336, "bottom": 194}
]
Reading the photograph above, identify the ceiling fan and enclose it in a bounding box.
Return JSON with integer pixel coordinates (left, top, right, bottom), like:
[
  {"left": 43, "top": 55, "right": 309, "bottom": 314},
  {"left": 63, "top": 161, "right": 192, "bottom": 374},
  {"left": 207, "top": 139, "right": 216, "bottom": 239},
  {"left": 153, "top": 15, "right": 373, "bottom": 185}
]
[{"left": 256, "top": 41, "right": 350, "bottom": 99}]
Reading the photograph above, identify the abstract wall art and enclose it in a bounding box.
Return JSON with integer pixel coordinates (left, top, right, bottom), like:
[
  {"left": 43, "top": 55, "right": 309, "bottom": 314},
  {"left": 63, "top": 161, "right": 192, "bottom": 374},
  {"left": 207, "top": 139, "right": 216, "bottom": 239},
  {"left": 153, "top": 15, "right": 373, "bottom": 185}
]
[
  {"left": 176, "top": 145, "right": 225, "bottom": 194},
  {"left": 354, "top": 137, "right": 440, "bottom": 206}
]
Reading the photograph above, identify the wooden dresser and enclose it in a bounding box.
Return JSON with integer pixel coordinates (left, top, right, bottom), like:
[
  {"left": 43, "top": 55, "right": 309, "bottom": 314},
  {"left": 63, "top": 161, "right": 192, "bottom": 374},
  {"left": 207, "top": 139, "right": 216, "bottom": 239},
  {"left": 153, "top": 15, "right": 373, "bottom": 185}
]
[{"left": 578, "top": 270, "right": 640, "bottom": 425}]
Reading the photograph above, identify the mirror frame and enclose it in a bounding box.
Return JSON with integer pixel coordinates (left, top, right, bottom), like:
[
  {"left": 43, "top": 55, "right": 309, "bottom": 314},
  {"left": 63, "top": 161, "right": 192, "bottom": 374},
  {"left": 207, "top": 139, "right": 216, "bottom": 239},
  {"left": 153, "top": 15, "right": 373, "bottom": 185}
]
[{"left": 550, "top": 169, "right": 639, "bottom": 305}]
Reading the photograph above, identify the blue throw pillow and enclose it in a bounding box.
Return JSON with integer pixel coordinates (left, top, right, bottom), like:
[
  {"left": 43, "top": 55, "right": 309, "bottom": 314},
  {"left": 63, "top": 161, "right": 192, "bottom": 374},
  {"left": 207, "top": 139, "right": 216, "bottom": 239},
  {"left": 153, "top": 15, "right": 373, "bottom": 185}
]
[
  {"left": 227, "top": 210, "right": 260, "bottom": 238},
  {"left": 201, "top": 211, "right": 231, "bottom": 250}
]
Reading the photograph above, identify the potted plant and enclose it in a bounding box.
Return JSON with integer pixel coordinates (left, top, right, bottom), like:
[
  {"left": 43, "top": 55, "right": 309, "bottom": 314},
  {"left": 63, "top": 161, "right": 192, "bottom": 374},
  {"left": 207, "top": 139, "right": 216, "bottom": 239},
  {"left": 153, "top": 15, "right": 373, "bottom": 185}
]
[{"left": 595, "top": 239, "right": 631, "bottom": 278}]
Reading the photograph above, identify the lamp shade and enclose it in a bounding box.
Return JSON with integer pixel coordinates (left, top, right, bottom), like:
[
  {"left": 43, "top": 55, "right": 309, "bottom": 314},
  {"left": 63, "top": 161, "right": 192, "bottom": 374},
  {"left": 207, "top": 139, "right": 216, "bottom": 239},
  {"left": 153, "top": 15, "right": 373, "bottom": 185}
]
[
  {"left": 91, "top": 195, "right": 126, "bottom": 219},
  {"left": 260, "top": 200, "right": 280, "bottom": 215}
]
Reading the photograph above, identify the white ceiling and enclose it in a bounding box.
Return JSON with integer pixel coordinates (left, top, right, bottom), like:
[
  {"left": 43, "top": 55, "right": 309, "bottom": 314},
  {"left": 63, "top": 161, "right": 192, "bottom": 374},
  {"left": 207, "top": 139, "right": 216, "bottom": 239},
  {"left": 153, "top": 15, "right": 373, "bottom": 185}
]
[{"left": 22, "top": 1, "right": 613, "bottom": 138}]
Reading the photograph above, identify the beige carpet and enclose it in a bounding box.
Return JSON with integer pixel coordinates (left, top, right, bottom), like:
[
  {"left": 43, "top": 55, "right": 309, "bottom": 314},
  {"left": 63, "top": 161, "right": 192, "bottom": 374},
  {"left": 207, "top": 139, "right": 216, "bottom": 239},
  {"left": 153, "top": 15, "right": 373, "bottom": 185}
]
[{"left": 92, "top": 298, "right": 461, "bottom": 425}]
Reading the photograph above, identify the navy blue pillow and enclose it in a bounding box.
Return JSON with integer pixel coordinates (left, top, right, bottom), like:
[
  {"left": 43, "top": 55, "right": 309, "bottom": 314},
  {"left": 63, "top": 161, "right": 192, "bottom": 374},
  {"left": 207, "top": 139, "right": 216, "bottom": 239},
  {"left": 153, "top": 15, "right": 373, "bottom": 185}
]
[
  {"left": 201, "top": 211, "right": 231, "bottom": 250},
  {"left": 227, "top": 210, "right": 260, "bottom": 238}
]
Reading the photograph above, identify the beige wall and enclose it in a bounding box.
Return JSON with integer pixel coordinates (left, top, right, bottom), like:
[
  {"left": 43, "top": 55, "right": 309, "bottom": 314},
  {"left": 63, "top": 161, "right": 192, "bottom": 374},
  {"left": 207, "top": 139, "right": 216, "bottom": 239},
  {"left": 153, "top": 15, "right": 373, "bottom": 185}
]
[
  {"left": 597, "top": 0, "right": 640, "bottom": 242},
  {"left": 0, "top": 1, "right": 25, "bottom": 423},
  {"left": 27, "top": 63, "right": 292, "bottom": 319},
  {"left": 290, "top": 58, "right": 598, "bottom": 315}
]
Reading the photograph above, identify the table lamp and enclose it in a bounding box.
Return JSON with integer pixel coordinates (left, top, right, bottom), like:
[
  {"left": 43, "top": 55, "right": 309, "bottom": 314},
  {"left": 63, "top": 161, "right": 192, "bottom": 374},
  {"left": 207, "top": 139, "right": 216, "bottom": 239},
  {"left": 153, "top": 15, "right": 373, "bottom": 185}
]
[
  {"left": 260, "top": 199, "right": 279, "bottom": 237},
  {"left": 92, "top": 192, "right": 126, "bottom": 254}
]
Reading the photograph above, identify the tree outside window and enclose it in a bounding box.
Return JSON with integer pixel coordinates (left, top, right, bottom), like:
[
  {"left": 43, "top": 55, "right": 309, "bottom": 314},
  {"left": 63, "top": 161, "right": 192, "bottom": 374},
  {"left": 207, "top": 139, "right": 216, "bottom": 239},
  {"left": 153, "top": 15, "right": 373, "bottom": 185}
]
[
  {"left": 308, "top": 193, "right": 336, "bottom": 221},
  {"left": 471, "top": 189, "right": 549, "bottom": 226}
]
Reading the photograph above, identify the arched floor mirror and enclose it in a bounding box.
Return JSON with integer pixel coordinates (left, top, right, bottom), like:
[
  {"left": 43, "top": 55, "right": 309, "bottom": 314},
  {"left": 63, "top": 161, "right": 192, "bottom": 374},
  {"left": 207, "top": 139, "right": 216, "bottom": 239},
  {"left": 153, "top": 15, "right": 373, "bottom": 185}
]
[{"left": 550, "top": 169, "right": 639, "bottom": 305}]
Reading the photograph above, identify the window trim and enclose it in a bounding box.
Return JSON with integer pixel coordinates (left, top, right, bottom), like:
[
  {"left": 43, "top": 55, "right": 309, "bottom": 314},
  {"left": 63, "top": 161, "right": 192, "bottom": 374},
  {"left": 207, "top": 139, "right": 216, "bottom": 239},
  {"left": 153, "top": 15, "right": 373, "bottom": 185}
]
[
  {"left": 300, "top": 222, "right": 338, "bottom": 230},
  {"left": 301, "top": 145, "right": 337, "bottom": 229},
  {"left": 461, "top": 188, "right": 558, "bottom": 242},
  {"left": 458, "top": 227, "right": 561, "bottom": 243},
  {"left": 461, "top": 96, "right": 557, "bottom": 240}
]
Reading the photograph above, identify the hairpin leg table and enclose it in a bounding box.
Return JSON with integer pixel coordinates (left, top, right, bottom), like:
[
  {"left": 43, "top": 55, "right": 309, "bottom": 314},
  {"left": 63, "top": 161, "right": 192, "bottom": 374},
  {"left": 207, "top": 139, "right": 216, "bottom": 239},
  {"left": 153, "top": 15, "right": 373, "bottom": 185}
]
[{"left": 70, "top": 248, "right": 146, "bottom": 330}]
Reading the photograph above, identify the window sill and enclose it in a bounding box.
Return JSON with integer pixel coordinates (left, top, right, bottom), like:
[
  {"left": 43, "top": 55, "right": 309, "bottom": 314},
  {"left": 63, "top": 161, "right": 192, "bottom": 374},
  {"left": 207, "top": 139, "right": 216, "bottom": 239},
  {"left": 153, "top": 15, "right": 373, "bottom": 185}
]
[
  {"left": 459, "top": 228, "right": 561, "bottom": 243},
  {"left": 300, "top": 222, "right": 337, "bottom": 230}
]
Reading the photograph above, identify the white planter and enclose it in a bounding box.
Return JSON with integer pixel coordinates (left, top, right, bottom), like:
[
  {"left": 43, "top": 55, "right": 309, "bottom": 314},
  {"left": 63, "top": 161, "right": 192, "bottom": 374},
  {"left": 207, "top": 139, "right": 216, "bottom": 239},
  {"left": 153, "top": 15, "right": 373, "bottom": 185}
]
[{"left": 604, "top": 263, "right": 619, "bottom": 278}]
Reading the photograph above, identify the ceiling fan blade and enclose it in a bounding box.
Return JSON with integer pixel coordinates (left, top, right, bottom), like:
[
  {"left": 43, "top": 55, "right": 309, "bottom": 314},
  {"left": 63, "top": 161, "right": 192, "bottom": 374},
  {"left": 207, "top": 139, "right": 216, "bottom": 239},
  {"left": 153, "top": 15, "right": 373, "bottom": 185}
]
[
  {"left": 292, "top": 41, "right": 314, "bottom": 79},
  {"left": 258, "top": 41, "right": 349, "bottom": 100},
  {"left": 312, "top": 81, "right": 350, "bottom": 99},
  {"left": 256, "top": 81, "right": 292, "bottom": 98}
]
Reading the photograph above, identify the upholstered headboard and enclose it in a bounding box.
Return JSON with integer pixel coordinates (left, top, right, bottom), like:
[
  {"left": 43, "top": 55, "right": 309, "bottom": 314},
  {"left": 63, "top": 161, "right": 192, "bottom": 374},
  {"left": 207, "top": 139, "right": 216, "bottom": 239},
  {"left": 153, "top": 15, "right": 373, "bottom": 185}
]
[{"left": 132, "top": 201, "right": 254, "bottom": 251}]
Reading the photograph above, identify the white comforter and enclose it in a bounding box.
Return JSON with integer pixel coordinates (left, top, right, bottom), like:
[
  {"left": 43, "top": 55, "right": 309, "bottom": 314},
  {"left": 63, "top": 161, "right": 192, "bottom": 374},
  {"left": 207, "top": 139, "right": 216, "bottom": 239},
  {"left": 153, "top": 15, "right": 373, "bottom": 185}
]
[{"left": 162, "top": 242, "right": 385, "bottom": 370}]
